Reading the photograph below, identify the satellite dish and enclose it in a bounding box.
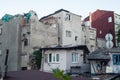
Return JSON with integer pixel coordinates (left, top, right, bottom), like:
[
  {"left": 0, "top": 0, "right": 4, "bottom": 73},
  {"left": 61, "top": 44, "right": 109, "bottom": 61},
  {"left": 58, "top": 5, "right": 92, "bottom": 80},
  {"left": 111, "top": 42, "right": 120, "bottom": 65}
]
[
  {"left": 106, "top": 41, "right": 113, "bottom": 49},
  {"left": 105, "top": 33, "right": 113, "bottom": 41}
]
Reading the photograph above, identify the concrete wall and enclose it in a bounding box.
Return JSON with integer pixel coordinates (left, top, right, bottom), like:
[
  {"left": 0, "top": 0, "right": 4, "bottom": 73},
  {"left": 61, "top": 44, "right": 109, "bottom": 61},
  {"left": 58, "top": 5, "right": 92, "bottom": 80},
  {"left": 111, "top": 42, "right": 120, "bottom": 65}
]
[
  {"left": 40, "top": 10, "right": 83, "bottom": 47},
  {"left": 30, "top": 22, "right": 58, "bottom": 49},
  {"left": 0, "top": 16, "right": 23, "bottom": 71},
  {"left": 61, "top": 12, "right": 82, "bottom": 46}
]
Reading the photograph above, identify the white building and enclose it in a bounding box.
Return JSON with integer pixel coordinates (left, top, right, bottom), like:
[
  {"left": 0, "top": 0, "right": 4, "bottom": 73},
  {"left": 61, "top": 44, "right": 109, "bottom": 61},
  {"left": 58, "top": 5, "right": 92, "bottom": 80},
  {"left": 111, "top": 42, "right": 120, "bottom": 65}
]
[{"left": 41, "top": 45, "right": 90, "bottom": 73}]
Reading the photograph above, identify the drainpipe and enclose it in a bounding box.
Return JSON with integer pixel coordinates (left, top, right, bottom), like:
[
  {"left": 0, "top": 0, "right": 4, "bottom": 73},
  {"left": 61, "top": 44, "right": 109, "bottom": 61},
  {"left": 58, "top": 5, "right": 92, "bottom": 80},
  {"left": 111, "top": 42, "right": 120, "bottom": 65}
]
[
  {"left": 57, "top": 23, "right": 60, "bottom": 46},
  {"left": 56, "top": 17, "right": 61, "bottom": 46}
]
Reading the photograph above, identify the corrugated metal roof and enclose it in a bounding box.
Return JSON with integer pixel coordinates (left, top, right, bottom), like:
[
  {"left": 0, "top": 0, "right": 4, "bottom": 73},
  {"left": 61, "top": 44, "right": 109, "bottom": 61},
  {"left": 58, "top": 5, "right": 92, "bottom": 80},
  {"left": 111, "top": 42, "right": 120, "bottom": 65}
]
[{"left": 87, "top": 48, "right": 110, "bottom": 60}]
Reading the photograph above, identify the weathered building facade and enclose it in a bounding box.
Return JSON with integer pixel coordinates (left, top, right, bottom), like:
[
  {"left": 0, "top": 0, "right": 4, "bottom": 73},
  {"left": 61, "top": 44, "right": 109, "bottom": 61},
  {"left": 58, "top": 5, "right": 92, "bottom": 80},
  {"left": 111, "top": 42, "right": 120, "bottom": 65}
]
[
  {"left": 0, "top": 10, "right": 58, "bottom": 72},
  {"left": 39, "top": 9, "right": 96, "bottom": 73},
  {"left": 84, "top": 9, "right": 120, "bottom": 48},
  {"left": 40, "top": 9, "right": 83, "bottom": 47}
]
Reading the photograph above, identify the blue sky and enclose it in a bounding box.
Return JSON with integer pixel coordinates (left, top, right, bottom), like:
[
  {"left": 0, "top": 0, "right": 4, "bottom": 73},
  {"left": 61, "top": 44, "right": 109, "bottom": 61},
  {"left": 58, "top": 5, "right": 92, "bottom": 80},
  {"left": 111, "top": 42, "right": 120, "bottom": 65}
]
[{"left": 0, "top": 0, "right": 119, "bottom": 19}]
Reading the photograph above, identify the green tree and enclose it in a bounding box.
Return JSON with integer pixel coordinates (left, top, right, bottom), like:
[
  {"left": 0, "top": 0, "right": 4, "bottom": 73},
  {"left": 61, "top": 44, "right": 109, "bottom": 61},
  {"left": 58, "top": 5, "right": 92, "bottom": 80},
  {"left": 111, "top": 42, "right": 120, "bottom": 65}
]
[
  {"left": 53, "top": 68, "right": 71, "bottom": 80},
  {"left": 117, "top": 29, "right": 120, "bottom": 47},
  {"left": 33, "top": 50, "right": 42, "bottom": 69}
]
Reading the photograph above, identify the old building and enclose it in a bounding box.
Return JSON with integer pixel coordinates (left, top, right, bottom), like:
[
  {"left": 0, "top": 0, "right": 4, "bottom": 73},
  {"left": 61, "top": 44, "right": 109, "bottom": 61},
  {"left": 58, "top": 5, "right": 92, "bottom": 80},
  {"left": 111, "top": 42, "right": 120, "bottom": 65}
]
[
  {"left": 87, "top": 48, "right": 120, "bottom": 74},
  {"left": 81, "top": 22, "right": 96, "bottom": 52},
  {"left": 84, "top": 9, "right": 120, "bottom": 48},
  {"left": 0, "top": 10, "right": 58, "bottom": 72},
  {"left": 40, "top": 9, "right": 84, "bottom": 47},
  {"left": 39, "top": 9, "right": 96, "bottom": 73},
  {"left": 41, "top": 45, "right": 90, "bottom": 74}
]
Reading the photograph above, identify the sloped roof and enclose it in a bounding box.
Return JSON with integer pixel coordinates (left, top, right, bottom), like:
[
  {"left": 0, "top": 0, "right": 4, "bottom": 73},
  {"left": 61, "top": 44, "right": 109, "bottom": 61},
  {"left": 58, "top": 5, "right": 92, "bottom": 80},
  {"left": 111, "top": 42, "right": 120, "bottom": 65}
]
[
  {"left": 83, "top": 9, "right": 114, "bottom": 22},
  {"left": 109, "top": 48, "right": 120, "bottom": 53},
  {"left": 40, "top": 9, "right": 69, "bottom": 21},
  {"left": 87, "top": 48, "right": 110, "bottom": 60},
  {"left": 40, "top": 45, "right": 90, "bottom": 53}
]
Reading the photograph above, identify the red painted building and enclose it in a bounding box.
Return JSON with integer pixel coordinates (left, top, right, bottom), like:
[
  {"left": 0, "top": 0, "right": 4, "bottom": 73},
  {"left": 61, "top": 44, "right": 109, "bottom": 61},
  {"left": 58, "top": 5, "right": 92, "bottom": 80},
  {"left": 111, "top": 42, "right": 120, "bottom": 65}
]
[{"left": 84, "top": 9, "right": 116, "bottom": 47}]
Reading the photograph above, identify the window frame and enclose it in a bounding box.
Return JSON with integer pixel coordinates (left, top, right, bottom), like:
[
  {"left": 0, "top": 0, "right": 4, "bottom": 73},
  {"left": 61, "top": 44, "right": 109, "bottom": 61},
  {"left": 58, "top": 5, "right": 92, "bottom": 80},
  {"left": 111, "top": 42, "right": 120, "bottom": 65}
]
[
  {"left": 113, "top": 54, "right": 120, "bottom": 65},
  {"left": 65, "top": 13, "right": 71, "bottom": 21},
  {"left": 90, "top": 31, "right": 94, "bottom": 39},
  {"left": 72, "top": 52, "right": 79, "bottom": 63},
  {"left": 48, "top": 53, "right": 60, "bottom": 63},
  {"left": 108, "top": 16, "right": 112, "bottom": 23},
  {"left": 66, "top": 30, "right": 71, "bottom": 37}
]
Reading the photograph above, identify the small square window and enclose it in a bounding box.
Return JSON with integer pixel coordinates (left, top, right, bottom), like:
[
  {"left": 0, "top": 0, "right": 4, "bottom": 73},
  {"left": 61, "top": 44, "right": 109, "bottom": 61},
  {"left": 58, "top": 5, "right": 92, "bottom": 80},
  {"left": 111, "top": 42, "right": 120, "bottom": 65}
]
[
  {"left": 66, "top": 30, "right": 71, "bottom": 37},
  {"left": 108, "top": 17, "right": 112, "bottom": 23}
]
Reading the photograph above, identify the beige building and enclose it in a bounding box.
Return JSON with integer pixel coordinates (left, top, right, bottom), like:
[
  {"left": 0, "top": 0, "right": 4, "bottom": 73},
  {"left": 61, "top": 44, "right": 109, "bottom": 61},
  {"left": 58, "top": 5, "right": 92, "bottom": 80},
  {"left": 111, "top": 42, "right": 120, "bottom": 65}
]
[
  {"left": 40, "top": 9, "right": 83, "bottom": 47},
  {"left": 82, "top": 21, "right": 96, "bottom": 52}
]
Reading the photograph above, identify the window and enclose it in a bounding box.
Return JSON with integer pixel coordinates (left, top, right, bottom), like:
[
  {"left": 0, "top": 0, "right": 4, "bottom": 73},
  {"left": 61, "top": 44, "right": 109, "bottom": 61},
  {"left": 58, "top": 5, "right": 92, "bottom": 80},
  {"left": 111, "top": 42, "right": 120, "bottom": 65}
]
[
  {"left": 75, "top": 36, "right": 78, "bottom": 41},
  {"left": 72, "top": 52, "right": 79, "bottom": 63},
  {"left": 56, "top": 54, "right": 59, "bottom": 62},
  {"left": 45, "top": 54, "right": 48, "bottom": 62},
  {"left": 90, "top": 31, "right": 94, "bottom": 39},
  {"left": 24, "top": 38, "right": 28, "bottom": 46},
  {"left": 113, "top": 54, "right": 120, "bottom": 65},
  {"left": 49, "top": 53, "right": 52, "bottom": 62},
  {"left": 99, "top": 30, "right": 102, "bottom": 34},
  {"left": 65, "top": 13, "right": 71, "bottom": 21},
  {"left": 108, "top": 16, "right": 112, "bottom": 23},
  {"left": 66, "top": 30, "right": 71, "bottom": 37},
  {"left": 48, "top": 53, "right": 60, "bottom": 63}
]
